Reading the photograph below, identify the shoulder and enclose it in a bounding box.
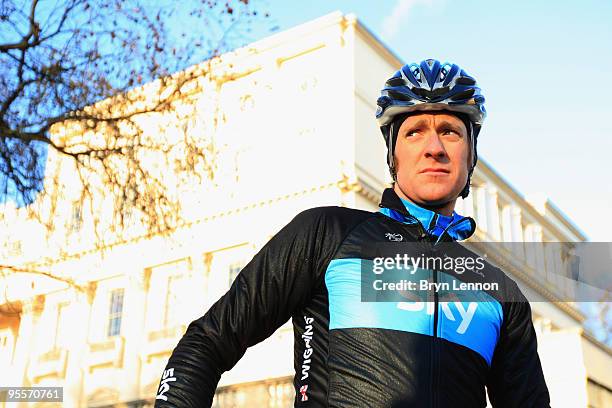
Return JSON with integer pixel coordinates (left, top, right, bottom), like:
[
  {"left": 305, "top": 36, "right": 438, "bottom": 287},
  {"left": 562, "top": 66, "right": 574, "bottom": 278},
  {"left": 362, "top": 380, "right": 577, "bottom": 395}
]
[
  {"left": 273, "top": 206, "right": 379, "bottom": 271},
  {"left": 292, "top": 205, "right": 377, "bottom": 228},
  {"left": 284, "top": 206, "right": 378, "bottom": 245},
  {"left": 296, "top": 205, "right": 376, "bottom": 218}
]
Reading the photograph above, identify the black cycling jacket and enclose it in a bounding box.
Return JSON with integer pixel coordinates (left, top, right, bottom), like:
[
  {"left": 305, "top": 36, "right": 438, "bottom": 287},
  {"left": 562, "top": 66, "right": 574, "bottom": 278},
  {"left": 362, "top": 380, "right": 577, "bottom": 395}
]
[{"left": 154, "top": 188, "right": 550, "bottom": 407}]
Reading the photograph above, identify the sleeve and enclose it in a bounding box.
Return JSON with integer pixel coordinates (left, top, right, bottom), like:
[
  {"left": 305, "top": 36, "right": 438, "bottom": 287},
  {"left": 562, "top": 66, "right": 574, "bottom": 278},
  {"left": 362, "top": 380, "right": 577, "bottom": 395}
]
[
  {"left": 486, "top": 282, "right": 551, "bottom": 408},
  {"left": 153, "top": 208, "right": 332, "bottom": 407}
]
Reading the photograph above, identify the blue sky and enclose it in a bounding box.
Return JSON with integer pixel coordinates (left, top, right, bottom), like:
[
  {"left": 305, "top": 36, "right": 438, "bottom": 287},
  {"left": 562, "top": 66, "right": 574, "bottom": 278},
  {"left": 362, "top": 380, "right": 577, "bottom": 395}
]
[{"left": 245, "top": 0, "right": 612, "bottom": 241}]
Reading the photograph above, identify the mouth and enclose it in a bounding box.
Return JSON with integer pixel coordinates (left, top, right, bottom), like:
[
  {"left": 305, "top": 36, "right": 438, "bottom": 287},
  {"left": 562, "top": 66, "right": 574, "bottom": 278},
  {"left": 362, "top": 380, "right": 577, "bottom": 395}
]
[{"left": 420, "top": 168, "right": 450, "bottom": 175}]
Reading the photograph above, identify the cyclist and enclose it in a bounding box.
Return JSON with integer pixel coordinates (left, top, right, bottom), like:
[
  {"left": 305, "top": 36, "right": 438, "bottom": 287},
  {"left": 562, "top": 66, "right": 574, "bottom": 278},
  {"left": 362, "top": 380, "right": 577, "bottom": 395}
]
[{"left": 154, "top": 59, "right": 550, "bottom": 407}]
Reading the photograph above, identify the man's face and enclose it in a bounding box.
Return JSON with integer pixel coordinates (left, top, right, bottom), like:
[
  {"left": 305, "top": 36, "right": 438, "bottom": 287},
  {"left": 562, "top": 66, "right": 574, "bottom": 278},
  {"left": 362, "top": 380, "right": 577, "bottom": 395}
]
[{"left": 394, "top": 112, "right": 471, "bottom": 207}]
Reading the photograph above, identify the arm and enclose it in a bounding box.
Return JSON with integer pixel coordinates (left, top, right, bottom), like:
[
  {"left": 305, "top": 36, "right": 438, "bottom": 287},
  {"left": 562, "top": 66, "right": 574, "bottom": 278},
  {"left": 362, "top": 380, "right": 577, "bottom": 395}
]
[
  {"left": 486, "top": 282, "right": 551, "bottom": 408},
  {"left": 154, "top": 208, "right": 330, "bottom": 407}
]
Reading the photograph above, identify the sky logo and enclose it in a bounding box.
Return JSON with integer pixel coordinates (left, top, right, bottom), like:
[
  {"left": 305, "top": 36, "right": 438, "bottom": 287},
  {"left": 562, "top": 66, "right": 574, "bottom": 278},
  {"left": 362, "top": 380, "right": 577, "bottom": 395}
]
[{"left": 397, "top": 301, "right": 478, "bottom": 334}]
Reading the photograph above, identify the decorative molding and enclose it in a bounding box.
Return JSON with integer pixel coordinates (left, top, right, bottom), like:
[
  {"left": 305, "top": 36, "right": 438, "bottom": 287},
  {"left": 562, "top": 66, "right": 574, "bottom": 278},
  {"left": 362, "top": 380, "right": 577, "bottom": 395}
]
[
  {"left": 86, "top": 282, "right": 97, "bottom": 305},
  {"left": 141, "top": 268, "right": 152, "bottom": 292},
  {"left": 142, "top": 324, "right": 187, "bottom": 364},
  {"left": 147, "top": 324, "right": 186, "bottom": 342},
  {"left": 466, "top": 241, "right": 585, "bottom": 323},
  {"left": 475, "top": 160, "right": 585, "bottom": 242},
  {"left": 353, "top": 177, "right": 384, "bottom": 205},
  {"left": 86, "top": 387, "right": 120, "bottom": 408},
  {"left": 87, "top": 336, "right": 125, "bottom": 372},
  {"left": 203, "top": 252, "right": 213, "bottom": 272},
  {"left": 29, "top": 347, "right": 68, "bottom": 381},
  {"left": 581, "top": 331, "right": 612, "bottom": 359},
  {"left": 19, "top": 181, "right": 345, "bottom": 270},
  {"left": 276, "top": 43, "right": 326, "bottom": 67}
]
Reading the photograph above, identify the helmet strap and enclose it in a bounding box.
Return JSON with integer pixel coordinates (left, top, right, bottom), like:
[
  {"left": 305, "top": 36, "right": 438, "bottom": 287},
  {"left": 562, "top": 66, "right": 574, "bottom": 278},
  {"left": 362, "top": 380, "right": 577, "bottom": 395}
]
[
  {"left": 388, "top": 122, "right": 397, "bottom": 180},
  {"left": 460, "top": 121, "right": 477, "bottom": 199}
]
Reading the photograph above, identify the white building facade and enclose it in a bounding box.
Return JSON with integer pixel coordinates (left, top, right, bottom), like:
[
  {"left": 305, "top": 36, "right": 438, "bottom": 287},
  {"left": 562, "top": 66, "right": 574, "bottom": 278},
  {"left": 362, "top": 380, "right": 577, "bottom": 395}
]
[{"left": 0, "top": 11, "right": 610, "bottom": 408}]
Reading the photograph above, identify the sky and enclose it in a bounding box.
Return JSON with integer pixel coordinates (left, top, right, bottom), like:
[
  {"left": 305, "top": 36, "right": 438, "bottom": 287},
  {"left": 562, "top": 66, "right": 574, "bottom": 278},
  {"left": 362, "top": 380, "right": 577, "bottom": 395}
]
[{"left": 242, "top": 0, "right": 612, "bottom": 242}]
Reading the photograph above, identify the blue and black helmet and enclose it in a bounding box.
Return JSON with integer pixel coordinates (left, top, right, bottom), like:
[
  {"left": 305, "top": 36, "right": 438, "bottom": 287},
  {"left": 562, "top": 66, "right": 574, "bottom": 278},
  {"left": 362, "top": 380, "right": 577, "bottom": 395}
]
[{"left": 376, "top": 58, "right": 486, "bottom": 198}]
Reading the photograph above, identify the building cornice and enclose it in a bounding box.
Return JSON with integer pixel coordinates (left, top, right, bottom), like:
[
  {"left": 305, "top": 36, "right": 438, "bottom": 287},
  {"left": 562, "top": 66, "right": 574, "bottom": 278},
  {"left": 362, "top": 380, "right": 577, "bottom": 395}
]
[
  {"left": 466, "top": 240, "right": 585, "bottom": 323},
  {"left": 475, "top": 158, "right": 587, "bottom": 242},
  {"left": 350, "top": 15, "right": 404, "bottom": 69},
  {"left": 582, "top": 330, "right": 612, "bottom": 358},
  {"left": 14, "top": 180, "right": 348, "bottom": 270}
]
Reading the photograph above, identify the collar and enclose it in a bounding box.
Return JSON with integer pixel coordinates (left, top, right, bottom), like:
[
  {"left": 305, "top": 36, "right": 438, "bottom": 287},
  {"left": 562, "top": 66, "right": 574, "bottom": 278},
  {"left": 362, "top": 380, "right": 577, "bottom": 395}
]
[{"left": 378, "top": 187, "right": 475, "bottom": 242}]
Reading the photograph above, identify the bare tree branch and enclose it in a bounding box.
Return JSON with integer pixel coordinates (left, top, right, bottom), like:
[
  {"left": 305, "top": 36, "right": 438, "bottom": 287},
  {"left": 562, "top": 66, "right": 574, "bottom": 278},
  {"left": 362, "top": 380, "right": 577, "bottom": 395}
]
[
  {"left": 0, "top": 0, "right": 272, "bottom": 290},
  {"left": 0, "top": 0, "right": 41, "bottom": 51}
]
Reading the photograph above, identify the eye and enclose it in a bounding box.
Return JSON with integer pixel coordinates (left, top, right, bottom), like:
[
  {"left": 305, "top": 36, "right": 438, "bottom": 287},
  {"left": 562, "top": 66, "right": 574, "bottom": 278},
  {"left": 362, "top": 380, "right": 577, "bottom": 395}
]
[
  {"left": 441, "top": 127, "right": 462, "bottom": 137},
  {"left": 404, "top": 129, "right": 420, "bottom": 137}
]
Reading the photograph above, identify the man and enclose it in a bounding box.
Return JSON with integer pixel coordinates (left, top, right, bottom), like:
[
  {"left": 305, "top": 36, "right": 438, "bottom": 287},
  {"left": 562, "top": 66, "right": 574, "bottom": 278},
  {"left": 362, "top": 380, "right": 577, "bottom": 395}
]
[{"left": 154, "top": 59, "right": 550, "bottom": 407}]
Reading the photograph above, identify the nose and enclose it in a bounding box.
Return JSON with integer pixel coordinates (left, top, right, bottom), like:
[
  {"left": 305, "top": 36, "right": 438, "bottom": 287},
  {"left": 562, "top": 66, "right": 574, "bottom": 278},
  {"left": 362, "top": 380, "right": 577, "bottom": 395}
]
[{"left": 423, "top": 132, "right": 447, "bottom": 160}]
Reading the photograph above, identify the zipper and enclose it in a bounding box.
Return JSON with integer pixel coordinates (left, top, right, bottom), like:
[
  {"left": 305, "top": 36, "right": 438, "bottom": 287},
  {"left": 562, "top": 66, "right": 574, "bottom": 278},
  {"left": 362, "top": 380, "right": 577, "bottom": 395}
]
[
  {"left": 435, "top": 216, "right": 474, "bottom": 244},
  {"left": 432, "top": 265, "right": 439, "bottom": 408},
  {"left": 379, "top": 207, "right": 440, "bottom": 407},
  {"left": 429, "top": 213, "right": 439, "bottom": 232}
]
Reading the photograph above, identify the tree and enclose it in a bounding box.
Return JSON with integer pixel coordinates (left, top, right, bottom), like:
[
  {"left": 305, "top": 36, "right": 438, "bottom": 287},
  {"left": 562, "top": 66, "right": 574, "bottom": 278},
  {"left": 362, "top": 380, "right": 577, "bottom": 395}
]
[
  {"left": 0, "top": 0, "right": 268, "bottom": 239},
  {"left": 0, "top": 0, "right": 270, "bottom": 310}
]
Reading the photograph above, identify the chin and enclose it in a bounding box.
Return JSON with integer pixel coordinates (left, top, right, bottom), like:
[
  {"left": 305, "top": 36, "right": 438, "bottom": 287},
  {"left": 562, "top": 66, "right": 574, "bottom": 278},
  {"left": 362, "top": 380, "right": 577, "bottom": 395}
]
[{"left": 414, "top": 186, "right": 457, "bottom": 205}]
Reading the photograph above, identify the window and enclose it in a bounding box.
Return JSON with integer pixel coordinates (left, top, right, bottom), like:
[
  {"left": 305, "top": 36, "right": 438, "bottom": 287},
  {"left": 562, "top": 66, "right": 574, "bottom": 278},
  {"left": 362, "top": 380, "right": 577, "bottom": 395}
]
[
  {"left": 146, "top": 259, "right": 191, "bottom": 332},
  {"left": 54, "top": 302, "right": 69, "bottom": 349},
  {"left": 107, "top": 289, "right": 124, "bottom": 337},
  {"left": 163, "top": 274, "right": 185, "bottom": 329},
  {"left": 69, "top": 202, "right": 82, "bottom": 233},
  {"left": 228, "top": 260, "right": 245, "bottom": 286}
]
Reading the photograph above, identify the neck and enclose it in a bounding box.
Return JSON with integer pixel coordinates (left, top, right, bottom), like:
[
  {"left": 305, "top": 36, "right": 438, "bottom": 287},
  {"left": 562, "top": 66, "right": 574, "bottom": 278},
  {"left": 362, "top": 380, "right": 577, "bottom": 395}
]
[{"left": 393, "top": 183, "right": 456, "bottom": 216}]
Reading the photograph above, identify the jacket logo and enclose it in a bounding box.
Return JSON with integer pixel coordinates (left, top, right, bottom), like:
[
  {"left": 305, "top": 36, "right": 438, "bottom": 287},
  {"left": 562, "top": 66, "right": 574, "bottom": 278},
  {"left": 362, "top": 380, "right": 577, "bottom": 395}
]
[
  {"left": 300, "top": 384, "right": 309, "bottom": 401},
  {"left": 301, "top": 316, "right": 314, "bottom": 381},
  {"left": 299, "top": 316, "right": 314, "bottom": 402},
  {"left": 473, "top": 269, "right": 485, "bottom": 278},
  {"left": 385, "top": 232, "right": 403, "bottom": 242},
  {"left": 397, "top": 301, "right": 478, "bottom": 334},
  {"left": 156, "top": 368, "right": 177, "bottom": 401}
]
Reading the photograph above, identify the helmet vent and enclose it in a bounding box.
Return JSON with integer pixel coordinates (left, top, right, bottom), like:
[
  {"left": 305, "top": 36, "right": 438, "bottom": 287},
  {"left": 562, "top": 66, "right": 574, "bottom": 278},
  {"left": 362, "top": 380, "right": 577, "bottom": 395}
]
[
  {"left": 456, "top": 76, "right": 476, "bottom": 85},
  {"left": 386, "top": 77, "right": 407, "bottom": 87},
  {"left": 386, "top": 90, "right": 413, "bottom": 102},
  {"left": 410, "top": 64, "right": 421, "bottom": 81},
  {"left": 450, "top": 89, "right": 475, "bottom": 101},
  {"left": 411, "top": 86, "right": 450, "bottom": 101},
  {"left": 440, "top": 63, "right": 453, "bottom": 81}
]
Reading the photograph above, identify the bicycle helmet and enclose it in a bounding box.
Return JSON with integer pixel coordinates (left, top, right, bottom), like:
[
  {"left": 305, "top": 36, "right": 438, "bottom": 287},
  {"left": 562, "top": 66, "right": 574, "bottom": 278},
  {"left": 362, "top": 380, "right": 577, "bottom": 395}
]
[{"left": 376, "top": 59, "right": 486, "bottom": 198}]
